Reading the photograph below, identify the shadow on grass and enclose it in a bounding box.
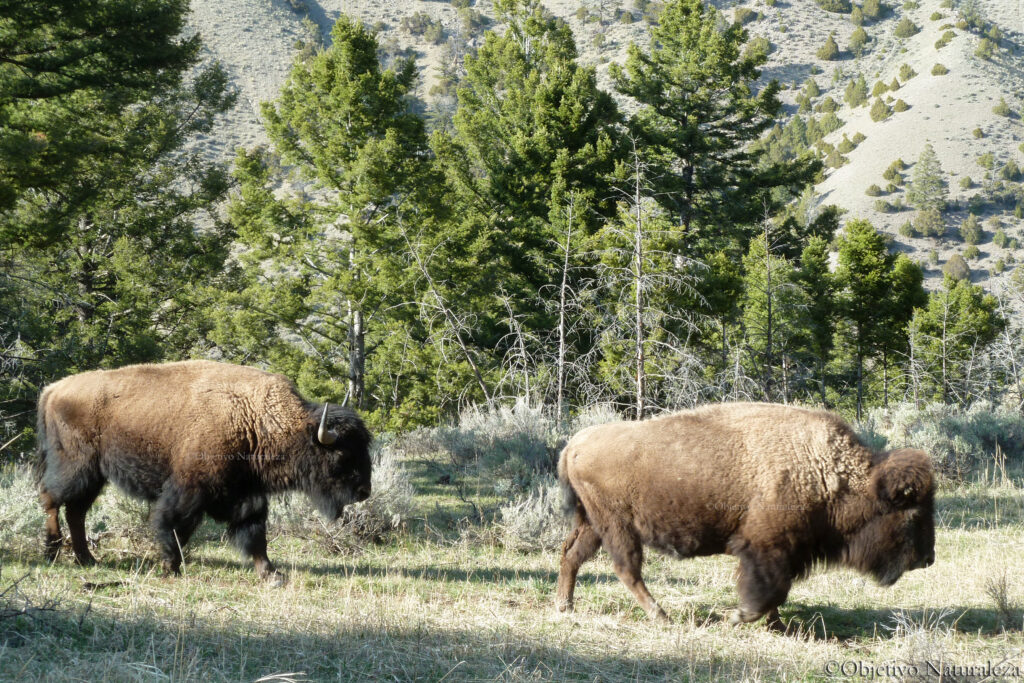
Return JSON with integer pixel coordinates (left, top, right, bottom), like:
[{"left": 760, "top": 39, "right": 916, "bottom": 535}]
[{"left": 0, "top": 583, "right": 762, "bottom": 682}]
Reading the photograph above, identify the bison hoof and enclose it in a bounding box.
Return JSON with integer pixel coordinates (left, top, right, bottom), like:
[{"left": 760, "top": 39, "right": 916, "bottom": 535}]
[
  {"left": 264, "top": 571, "right": 287, "bottom": 587},
  {"left": 74, "top": 553, "right": 97, "bottom": 567},
  {"left": 649, "top": 607, "right": 671, "bottom": 624},
  {"left": 555, "top": 599, "right": 574, "bottom": 614}
]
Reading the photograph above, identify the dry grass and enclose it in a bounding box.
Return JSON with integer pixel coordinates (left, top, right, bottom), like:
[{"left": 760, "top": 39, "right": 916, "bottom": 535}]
[{"left": 1, "top": 461, "right": 1023, "bottom": 681}]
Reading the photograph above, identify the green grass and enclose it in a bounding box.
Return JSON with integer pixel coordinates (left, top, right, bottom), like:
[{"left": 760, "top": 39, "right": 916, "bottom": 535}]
[{"left": 2, "top": 464, "right": 1023, "bottom": 681}]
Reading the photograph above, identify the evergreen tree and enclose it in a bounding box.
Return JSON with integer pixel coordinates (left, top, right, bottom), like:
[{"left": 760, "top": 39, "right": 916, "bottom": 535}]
[
  {"left": 797, "top": 236, "right": 836, "bottom": 405},
  {"left": 611, "top": 0, "right": 817, "bottom": 248},
  {"left": 910, "top": 276, "right": 1002, "bottom": 403},
  {"left": 0, "top": 0, "right": 235, "bottom": 448},
  {"left": 834, "top": 219, "right": 923, "bottom": 417},
  {"left": 0, "top": 0, "right": 204, "bottom": 243},
  {"left": 215, "top": 17, "right": 446, "bottom": 425},
  {"left": 907, "top": 143, "right": 948, "bottom": 213}
]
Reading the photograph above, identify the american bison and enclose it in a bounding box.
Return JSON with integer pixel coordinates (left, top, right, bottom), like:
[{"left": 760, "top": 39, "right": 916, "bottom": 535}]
[
  {"left": 556, "top": 402, "right": 935, "bottom": 627},
  {"left": 35, "top": 360, "right": 372, "bottom": 582}
]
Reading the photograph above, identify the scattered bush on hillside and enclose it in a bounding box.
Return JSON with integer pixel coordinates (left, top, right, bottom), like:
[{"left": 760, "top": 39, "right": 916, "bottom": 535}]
[
  {"left": 935, "top": 30, "right": 955, "bottom": 49},
  {"left": 838, "top": 134, "right": 856, "bottom": 153},
  {"left": 960, "top": 213, "right": 982, "bottom": 243},
  {"left": 932, "top": 63, "right": 949, "bottom": 75},
  {"left": 852, "top": 131, "right": 866, "bottom": 144},
  {"left": 973, "top": 127, "right": 985, "bottom": 139},
  {"left": 744, "top": 35, "right": 772, "bottom": 60},
  {"left": 866, "top": 184, "right": 883, "bottom": 196},
  {"left": 994, "top": 228, "right": 1008, "bottom": 248},
  {"left": 844, "top": 73, "right": 869, "bottom": 107},
  {"left": 916, "top": 207, "right": 944, "bottom": 237},
  {"left": 849, "top": 27, "right": 869, "bottom": 55},
  {"left": 976, "top": 152, "right": 994, "bottom": 169},
  {"left": 894, "top": 18, "right": 920, "bottom": 38},
  {"left": 960, "top": 176, "right": 974, "bottom": 189},
  {"left": 850, "top": 6, "right": 864, "bottom": 24},
  {"left": 816, "top": 0, "right": 852, "bottom": 12},
  {"left": 993, "top": 98, "right": 1011, "bottom": 117},
  {"left": 899, "top": 63, "right": 917, "bottom": 80},
  {"left": 898, "top": 220, "right": 915, "bottom": 237},
  {"left": 817, "top": 33, "right": 840, "bottom": 60},
  {"left": 1002, "top": 160, "right": 1021, "bottom": 182},
  {"left": 943, "top": 252, "right": 971, "bottom": 281},
  {"left": 734, "top": 7, "right": 758, "bottom": 25},
  {"left": 964, "top": 245, "right": 981, "bottom": 260},
  {"left": 496, "top": 474, "right": 568, "bottom": 551},
  {"left": 893, "top": 99, "right": 909, "bottom": 112},
  {"left": 871, "top": 80, "right": 888, "bottom": 97},
  {"left": 862, "top": 0, "right": 883, "bottom": 19},
  {"left": 870, "top": 97, "right": 892, "bottom": 121}
]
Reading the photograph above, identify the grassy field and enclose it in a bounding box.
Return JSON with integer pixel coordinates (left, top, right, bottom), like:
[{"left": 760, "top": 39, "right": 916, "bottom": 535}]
[{"left": 1, "top": 454, "right": 1023, "bottom": 682}]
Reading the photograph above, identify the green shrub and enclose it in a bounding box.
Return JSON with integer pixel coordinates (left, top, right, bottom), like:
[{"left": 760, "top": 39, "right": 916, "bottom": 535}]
[
  {"left": 916, "top": 207, "right": 944, "bottom": 236},
  {"left": 898, "top": 220, "right": 915, "bottom": 237},
  {"left": 1002, "top": 160, "right": 1021, "bottom": 181},
  {"left": 973, "top": 127, "right": 984, "bottom": 138},
  {"left": 874, "top": 199, "right": 895, "bottom": 213},
  {"left": 960, "top": 176, "right": 974, "bottom": 189},
  {"left": 803, "top": 78, "right": 821, "bottom": 98},
  {"left": 893, "top": 99, "right": 909, "bottom": 112},
  {"left": 871, "top": 80, "right": 888, "bottom": 97},
  {"left": 899, "top": 63, "right": 916, "bottom": 80},
  {"left": 977, "top": 152, "right": 994, "bottom": 169},
  {"left": 826, "top": 147, "right": 848, "bottom": 168},
  {"left": 903, "top": 0, "right": 919, "bottom": 9},
  {"left": 964, "top": 245, "right": 980, "bottom": 260},
  {"left": 734, "top": 7, "right": 757, "bottom": 25},
  {"left": 960, "top": 213, "right": 981, "bottom": 243},
  {"left": 815, "top": 96, "right": 839, "bottom": 113},
  {"left": 889, "top": 77, "right": 900, "bottom": 91},
  {"left": 849, "top": 27, "right": 869, "bottom": 55},
  {"left": 451, "top": 0, "right": 471, "bottom": 8},
  {"left": 935, "top": 30, "right": 955, "bottom": 49},
  {"left": 928, "top": 249, "right": 939, "bottom": 264},
  {"left": 976, "top": 38, "right": 996, "bottom": 61},
  {"left": 932, "top": 63, "right": 949, "bottom": 75},
  {"left": 943, "top": 253, "right": 971, "bottom": 280},
  {"left": 744, "top": 35, "right": 772, "bottom": 60},
  {"left": 592, "top": 32, "right": 606, "bottom": 47},
  {"left": 886, "top": 182, "right": 899, "bottom": 193},
  {"left": 993, "top": 98, "right": 1011, "bottom": 117},
  {"left": 839, "top": 135, "right": 856, "bottom": 153},
  {"left": 850, "top": 6, "right": 864, "bottom": 24},
  {"left": 930, "top": 11, "right": 944, "bottom": 20},
  {"left": 994, "top": 258, "right": 1005, "bottom": 274},
  {"left": 866, "top": 183, "right": 883, "bottom": 196},
  {"left": 852, "top": 131, "right": 866, "bottom": 144},
  {"left": 618, "top": 8, "right": 635, "bottom": 23},
  {"left": 862, "top": 0, "right": 882, "bottom": 19},
  {"left": 894, "top": 18, "right": 920, "bottom": 38},
  {"left": 870, "top": 97, "right": 891, "bottom": 121},
  {"left": 994, "top": 228, "right": 1008, "bottom": 248},
  {"left": 844, "top": 73, "right": 869, "bottom": 107},
  {"left": 816, "top": 0, "right": 852, "bottom": 12},
  {"left": 817, "top": 33, "right": 840, "bottom": 60}
]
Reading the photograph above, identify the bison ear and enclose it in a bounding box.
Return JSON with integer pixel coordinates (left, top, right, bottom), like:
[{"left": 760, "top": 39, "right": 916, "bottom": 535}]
[{"left": 872, "top": 449, "right": 934, "bottom": 509}]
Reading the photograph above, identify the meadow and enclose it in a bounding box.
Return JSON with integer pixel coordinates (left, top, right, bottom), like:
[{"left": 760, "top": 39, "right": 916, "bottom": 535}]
[{"left": 1, "top": 404, "right": 1023, "bottom": 682}]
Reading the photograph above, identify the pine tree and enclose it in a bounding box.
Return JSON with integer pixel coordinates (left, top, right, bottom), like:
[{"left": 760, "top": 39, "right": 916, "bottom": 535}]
[
  {"left": 907, "top": 143, "right": 948, "bottom": 213},
  {"left": 611, "top": 0, "right": 818, "bottom": 247},
  {"left": 911, "top": 276, "right": 1002, "bottom": 403},
  {"left": 217, "top": 16, "right": 446, "bottom": 424}
]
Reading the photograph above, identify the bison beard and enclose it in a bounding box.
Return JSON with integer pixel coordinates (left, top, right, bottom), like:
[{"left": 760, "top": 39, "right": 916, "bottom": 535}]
[
  {"left": 35, "top": 360, "right": 372, "bottom": 582},
  {"left": 555, "top": 402, "right": 935, "bottom": 628}
]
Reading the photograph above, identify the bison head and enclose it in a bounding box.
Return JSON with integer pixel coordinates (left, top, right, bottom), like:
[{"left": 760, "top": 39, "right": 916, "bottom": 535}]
[
  {"left": 305, "top": 403, "right": 372, "bottom": 520},
  {"left": 844, "top": 449, "right": 936, "bottom": 586}
]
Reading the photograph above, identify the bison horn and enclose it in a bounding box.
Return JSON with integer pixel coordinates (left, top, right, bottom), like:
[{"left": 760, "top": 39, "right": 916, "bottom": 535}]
[{"left": 318, "top": 403, "right": 338, "bottom": 446}]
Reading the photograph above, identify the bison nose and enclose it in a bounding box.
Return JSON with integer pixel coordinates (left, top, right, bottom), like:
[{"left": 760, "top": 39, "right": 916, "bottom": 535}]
[
  {"left": 923, "top": 551, "right": 935, "bottom": 567},
  {"left": 356, "top": 484, "right": 371, "bottom": 502}
]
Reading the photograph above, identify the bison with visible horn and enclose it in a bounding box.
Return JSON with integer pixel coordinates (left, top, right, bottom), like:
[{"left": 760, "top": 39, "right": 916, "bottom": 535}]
[
  {"left": 556, "top": 402, "right": 935, "bottom": 627},
  {"left": 35, "top": 360, "right": 372, "bottom": 582}
]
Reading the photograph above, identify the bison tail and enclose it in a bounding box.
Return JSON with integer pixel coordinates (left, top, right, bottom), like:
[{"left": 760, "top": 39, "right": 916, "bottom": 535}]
[{"left": 557, "top": 446, "right": 582, "bottom": 519}]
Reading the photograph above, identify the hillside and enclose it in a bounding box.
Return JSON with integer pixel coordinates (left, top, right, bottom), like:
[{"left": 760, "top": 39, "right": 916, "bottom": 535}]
[{"left": 186, "top": 0, "right": 1023, "bottom": 290}]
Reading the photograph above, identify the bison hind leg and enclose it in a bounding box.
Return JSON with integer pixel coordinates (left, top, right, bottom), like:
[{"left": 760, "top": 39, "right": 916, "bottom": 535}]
[
  {"left": 602, "top": 526, "right": 669, "bottom": 623},
  {"left": 39, "top": 489, "right": 63, "bottom": 562},
  {"left": 63, "top": 483, "right": 104, "bottom": 567},
  {"left": 556, "top": 514, "right": 602, "bottom": 613}
]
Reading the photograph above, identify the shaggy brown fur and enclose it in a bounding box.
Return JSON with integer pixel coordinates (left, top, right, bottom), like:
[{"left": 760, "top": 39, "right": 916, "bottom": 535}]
[
  {"left": 556, "top": 402, "right": 935, "bottom": 627},
  {"left": 36, "top": 360, "right": 372, "bottom": 581}
]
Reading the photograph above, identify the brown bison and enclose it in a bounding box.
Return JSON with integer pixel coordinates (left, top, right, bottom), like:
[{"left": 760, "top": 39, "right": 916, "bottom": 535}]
[
  {"left": 556, "top": 402, "right": 935, "bottom": 627},
  {"left": 35, "top": 360, "right": 372, "bottom": 582}
]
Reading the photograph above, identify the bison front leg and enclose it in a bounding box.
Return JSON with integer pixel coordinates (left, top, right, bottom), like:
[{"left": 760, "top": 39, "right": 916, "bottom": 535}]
[
  {"left": 731, "top": 546, "right": 792, "bottom": 628},
  {"left": 153, "top": 482, "right": 204, "bottom": 576},
  {"left": 227, "top": 495, "right": 284, "bottom": 586},
  {"left": 556, "top": 516, "right": 601, "bottom": 614}
]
